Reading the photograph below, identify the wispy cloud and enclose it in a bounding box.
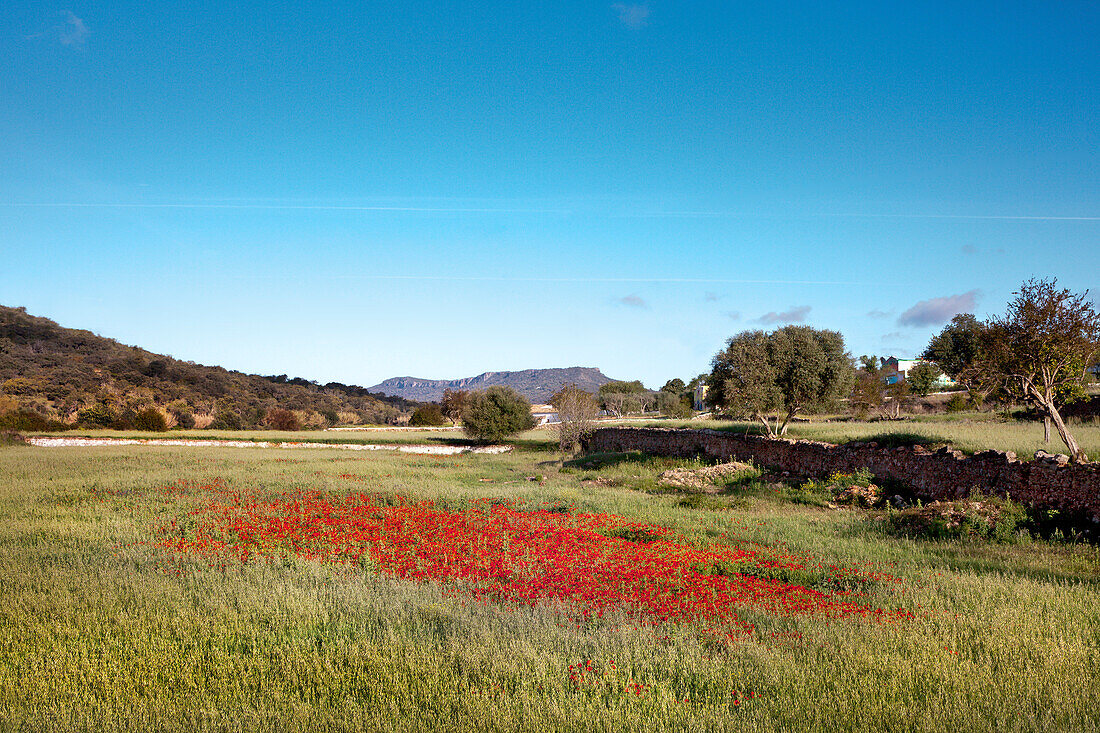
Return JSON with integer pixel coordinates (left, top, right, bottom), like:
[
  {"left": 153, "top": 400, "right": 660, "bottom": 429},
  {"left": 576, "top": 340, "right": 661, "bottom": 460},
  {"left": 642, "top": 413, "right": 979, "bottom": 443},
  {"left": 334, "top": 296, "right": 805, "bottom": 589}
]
[
  {"left": 961, "top": 244, "right": 1006, "bottom": 255},
  {"left": 880, "top": 332, "right": 904, "bottom": 342},
  {"left": 755, "top": 305, "right": 811, "bottom": 324},
  {"left": 60, "top": 11, "right": 88, "bottom": 46},
  {"left": 612, "top": 3, "right": 650, "bottom": 28},
  {"left": 897, "top": 290, "right": 979, "bottom": 327},
  {"left": 26, "top": 10, "right": 88, "bottom": 48},
  {"left": 867, "top": 309, "right": 892, "bottom": 319},
  {"left": 704, "top": 292, "right": 721, "bottom": 302},
  {"left": 725, "top": 311, "right": 741, "bottom": 321},
  {"left": 617, "top": 294, "right": 648, "bottom": 308}
]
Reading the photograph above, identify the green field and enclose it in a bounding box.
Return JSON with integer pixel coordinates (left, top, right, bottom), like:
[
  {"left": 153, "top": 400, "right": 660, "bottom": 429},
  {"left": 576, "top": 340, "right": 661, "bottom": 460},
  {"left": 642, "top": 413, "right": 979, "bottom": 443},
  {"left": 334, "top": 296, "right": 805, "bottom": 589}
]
[{"left": 2, "top": 437, "right": 1099, "bottom": 732}]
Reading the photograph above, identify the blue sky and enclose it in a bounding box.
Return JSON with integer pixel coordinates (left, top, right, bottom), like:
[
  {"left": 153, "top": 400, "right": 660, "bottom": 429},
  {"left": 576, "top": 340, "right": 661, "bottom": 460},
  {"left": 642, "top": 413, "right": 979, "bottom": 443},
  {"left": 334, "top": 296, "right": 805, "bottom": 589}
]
[{"left": 2, "top": 1, "right": 1097, "bottom": 388}]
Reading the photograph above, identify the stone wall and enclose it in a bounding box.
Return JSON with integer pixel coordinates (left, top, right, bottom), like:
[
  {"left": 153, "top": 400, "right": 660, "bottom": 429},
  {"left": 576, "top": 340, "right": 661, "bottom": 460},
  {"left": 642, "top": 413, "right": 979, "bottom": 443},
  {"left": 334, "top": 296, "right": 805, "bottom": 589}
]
[{"left": 583, "top": 427, "right": 1100, "bottom": 523}]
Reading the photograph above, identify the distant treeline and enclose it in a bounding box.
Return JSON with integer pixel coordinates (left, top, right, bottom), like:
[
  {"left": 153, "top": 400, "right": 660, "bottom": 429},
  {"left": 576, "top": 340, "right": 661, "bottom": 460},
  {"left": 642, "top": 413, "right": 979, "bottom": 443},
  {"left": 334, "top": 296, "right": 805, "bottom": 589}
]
[{"left": 0, "top": 305, "right": 420, "bottom": 431}]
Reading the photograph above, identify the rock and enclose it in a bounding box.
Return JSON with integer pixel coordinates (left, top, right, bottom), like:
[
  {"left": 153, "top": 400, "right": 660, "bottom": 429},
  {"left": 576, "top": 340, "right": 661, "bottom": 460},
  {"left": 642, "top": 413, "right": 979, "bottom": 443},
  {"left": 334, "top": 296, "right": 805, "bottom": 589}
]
[
  {"left": 833, "top": 483, "right": 881, "bottom": 508},
  {"left": 656, "top": 461, "right": 755, "bottom": 492}
]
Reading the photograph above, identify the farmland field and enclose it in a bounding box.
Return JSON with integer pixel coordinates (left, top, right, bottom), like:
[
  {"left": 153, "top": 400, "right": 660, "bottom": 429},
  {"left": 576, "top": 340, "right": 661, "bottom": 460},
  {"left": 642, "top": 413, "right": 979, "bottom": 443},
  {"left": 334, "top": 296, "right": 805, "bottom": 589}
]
[{"left": 2, "top": 437, "right": 1099, "bottom": 732}]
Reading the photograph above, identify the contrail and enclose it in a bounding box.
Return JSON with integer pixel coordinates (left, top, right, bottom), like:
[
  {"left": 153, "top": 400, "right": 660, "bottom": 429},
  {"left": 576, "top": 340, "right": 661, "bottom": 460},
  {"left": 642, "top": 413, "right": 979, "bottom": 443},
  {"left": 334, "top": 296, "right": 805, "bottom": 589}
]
[
  {"left": 0, "top": 202, "right": 571, "bottom": 214},
  {"left": 289, "top": 274, "right": 864, "bottom": 286},
  {"left": 1, "top": 202, "right": 1098, "bottom": 221}
]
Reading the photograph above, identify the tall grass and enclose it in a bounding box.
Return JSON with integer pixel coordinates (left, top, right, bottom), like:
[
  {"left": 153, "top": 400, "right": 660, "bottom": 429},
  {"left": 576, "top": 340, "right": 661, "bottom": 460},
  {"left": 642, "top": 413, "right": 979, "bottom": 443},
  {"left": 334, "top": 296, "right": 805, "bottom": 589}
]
[{"left": 1, "top": 443, "right": 1098, "bottom": 731}]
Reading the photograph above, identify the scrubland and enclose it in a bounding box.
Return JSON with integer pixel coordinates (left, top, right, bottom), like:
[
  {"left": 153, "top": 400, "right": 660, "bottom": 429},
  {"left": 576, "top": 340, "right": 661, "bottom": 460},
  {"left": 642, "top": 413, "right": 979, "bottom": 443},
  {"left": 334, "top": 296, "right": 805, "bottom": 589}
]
[{"left": 1, "top": 434, "right": 1099, "bottom": 732}]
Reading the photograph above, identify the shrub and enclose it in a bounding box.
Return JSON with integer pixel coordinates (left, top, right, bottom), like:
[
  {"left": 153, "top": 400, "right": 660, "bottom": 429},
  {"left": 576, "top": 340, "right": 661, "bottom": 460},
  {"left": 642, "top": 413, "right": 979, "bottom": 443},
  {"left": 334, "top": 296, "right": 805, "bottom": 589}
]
[
  {"left": 77, "top": 403, "right": 114, "bottom": 428},
  {"left": 409, "top": 405, "right": 447, "bottom": 427},
  {"left": 883, "top": 493, "right": 1028, "bottom": 542},
  {"left": 133, "top": 407, "right": 169, "bottom": 432},
  {"left": 945, "top": 393, "right": 969, "bottom": 413},
  {"left": 264, "top": 408, "right": 301, "bottom": 431},
  {"left": 461, "top": 387, "right": 536, "bottom": 443},
  {"left": 0, "top": 410, "right": 63, "bottom": 432},
  {"left": 0, "top": 430, "right": 26, "bottom": 446}
]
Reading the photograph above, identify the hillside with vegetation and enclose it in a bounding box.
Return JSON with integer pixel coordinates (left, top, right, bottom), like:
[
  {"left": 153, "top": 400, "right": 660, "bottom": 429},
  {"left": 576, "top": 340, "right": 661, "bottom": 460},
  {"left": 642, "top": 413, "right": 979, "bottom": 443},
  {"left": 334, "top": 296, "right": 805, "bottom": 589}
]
[
  {"left": 0, "top": 306, "right": 418, "bottom": 430},
  {"left": 370, "top": 366, "right": 619, "bottom": 403}
]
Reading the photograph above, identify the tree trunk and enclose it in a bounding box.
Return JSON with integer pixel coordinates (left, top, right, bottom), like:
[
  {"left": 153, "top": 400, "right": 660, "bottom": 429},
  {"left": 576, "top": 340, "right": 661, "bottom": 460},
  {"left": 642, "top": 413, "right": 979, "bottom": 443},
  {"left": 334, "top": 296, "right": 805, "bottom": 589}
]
[
  {"left": 779, "top": 408, "right": 797, "bottom": 436},
  {"left": 1041, "top": 400, "right": 1087, "bottom": 462},
  {"left": 1043, "top": 416, "right": 1051, "bottom": 444},
  {"left": 756, "top": 413, "right": 777, "bottom": 438}
]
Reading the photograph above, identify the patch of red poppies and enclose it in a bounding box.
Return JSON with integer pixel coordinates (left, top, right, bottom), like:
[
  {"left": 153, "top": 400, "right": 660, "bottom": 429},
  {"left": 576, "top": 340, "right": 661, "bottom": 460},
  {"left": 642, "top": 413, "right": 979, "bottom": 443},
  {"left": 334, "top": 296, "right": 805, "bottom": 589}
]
[{"left": 153, "top": 487, "right": 910, "bottom": 634}]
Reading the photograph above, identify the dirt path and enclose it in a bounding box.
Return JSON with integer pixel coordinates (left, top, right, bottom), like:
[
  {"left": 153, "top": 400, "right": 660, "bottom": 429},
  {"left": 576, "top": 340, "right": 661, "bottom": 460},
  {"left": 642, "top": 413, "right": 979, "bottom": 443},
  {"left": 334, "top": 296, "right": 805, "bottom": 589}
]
[{"left": 25, "top": 437, "right": 512, "bottom": 455}]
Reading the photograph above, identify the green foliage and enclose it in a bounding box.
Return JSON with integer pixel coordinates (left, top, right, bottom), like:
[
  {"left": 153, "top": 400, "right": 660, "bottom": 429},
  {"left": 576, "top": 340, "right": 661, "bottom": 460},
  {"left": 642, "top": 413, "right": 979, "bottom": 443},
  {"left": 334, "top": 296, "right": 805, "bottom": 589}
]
[
  {"left": 923, "top": 314, "right": 985, "bottom": 381},
  {"left": 409, "top": 405, "right": 447, "bottom": 427},
  {"left": 132, "top": 407, "right": 168, "bottom": 432},
  {"left": 657, "top": 391, "right": 692, "bottom": 419},
  {"left": 884, "top": 494, "right": 1029, "bottom": 542},
  {"left": 945, "top": 394, "right": 969, "bottom": 413},
  {"left": 707, "top": 326, "right": 853, "bottom": 435},
  {"left": 598, "top": 380, "right": 647, "bottom": 396},
  {"left": 907, "top": 362, "right": 943, "bottom": 397},
  {"left": 0, "top": 409, "right": 66, "bottom": 432},
  {"left": 461, "top": 386, "right": 536, "bottom": 443},
  {"left": 676, "top": 494, "right": 726, "bottom": 510},
  {"left": 661, "top": 378, "right": 686, "bottom": 394},
  {"left": 77, "top": 403, "right": 114, "bottom": 428}
]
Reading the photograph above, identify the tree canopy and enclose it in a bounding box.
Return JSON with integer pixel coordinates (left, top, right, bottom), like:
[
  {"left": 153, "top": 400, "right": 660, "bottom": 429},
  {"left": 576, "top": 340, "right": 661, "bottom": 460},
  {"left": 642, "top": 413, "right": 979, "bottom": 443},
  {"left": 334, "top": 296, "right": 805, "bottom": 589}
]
[
  {"left": 706, "top": 325, "right": 852, "bottom": 436},
  {"left": 461, "top": 386, "right": 536, "bottom": 443},
  {"left": 974, "top": 278, "right": 1100, "bottom": 461}
]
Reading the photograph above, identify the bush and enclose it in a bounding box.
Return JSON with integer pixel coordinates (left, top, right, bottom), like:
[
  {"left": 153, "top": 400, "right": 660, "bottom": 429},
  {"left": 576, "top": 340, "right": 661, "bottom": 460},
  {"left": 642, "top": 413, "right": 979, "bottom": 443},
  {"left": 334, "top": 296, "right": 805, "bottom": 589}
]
[
  {"left": 409, "top": 405, "right": 447, "bottom": 427},
  {"left": 462, "top": 387, "right": 536, "bottom": 443},
  {"left": 945, "top": 394, "right": 969, "bottom": 413},
  {"left": 0, "top": 430, "right": 26, "bottom": 446},
  {"left": 883, "top": 494, "right": 1028, "bottom": 542},
  {"left": 77, "top": 403, "right": 114, "bottom": 428},
  {"left": 210, "top": 409, "right": 243, "bottom": 430},
  {"left": 133, "top": 407, "right": 169, "bottom": 432},
  {"left": 0, "top": 410, "right": 66, "bottom": 432},
  {"left": 264, "top": 408, "right": 301, "bottom": 431}
]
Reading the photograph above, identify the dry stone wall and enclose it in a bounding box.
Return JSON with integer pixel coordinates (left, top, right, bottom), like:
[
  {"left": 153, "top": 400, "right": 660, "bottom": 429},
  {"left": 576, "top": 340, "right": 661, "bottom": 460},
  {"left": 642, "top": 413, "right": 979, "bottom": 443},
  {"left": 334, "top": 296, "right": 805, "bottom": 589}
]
[{"left": 583, "top": 427, "right": 1100, "bottom": 523}]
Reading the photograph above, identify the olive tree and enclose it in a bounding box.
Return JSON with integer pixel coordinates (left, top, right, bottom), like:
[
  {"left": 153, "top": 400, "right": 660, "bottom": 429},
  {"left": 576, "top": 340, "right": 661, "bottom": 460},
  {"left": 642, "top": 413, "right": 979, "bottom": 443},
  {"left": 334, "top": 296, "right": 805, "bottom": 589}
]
[
  {"left": 706, "top": 326, "right": 853, "bottom": 437},
  {"left": 461, "top": 386, "right": 536, "bottom": 443}
]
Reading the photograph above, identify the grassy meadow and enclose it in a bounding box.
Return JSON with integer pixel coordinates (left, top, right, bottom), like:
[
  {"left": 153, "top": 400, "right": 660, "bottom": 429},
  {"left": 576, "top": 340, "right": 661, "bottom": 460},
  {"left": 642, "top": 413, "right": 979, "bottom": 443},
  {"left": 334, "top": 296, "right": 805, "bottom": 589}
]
[{"left": 2, "top": 433, "right": 1100, "bottom": 732}]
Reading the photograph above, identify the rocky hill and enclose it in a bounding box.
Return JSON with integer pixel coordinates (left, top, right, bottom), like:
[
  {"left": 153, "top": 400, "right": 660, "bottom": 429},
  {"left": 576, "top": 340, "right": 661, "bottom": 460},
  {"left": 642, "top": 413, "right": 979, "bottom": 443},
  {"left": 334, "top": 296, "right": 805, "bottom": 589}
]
[
  {"left": 370, "top": 367, "right": 618, "bottom": 403},
  {"left": 0, "top": 305, "right": 418, "bottom": 429}
]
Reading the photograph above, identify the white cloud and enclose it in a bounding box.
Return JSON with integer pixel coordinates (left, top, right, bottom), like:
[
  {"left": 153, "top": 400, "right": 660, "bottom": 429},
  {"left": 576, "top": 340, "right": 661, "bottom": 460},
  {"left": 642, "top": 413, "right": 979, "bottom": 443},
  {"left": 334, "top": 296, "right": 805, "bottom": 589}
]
[
  {"left": 755, "top": 305, "right": 811, "bottom": 324},
  {"left": 897, "top": 290, "right": 980, "bottom": 327},
  {"left": 59, "top": 11, "right": 88, "bottom": 47},
  {"left": 612, "top": 3, "right": 650, "bottom": 28},
  {"left": 617, "top": 294, "right": 647, "bottom": 308}
]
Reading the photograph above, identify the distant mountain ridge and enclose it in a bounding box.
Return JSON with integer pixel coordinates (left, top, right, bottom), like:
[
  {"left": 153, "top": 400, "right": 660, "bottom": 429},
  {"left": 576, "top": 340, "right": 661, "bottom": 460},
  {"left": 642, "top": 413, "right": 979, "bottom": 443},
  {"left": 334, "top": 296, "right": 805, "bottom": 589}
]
[{"left": 369, "top": 367, "right": 618, "bottom": 403}]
